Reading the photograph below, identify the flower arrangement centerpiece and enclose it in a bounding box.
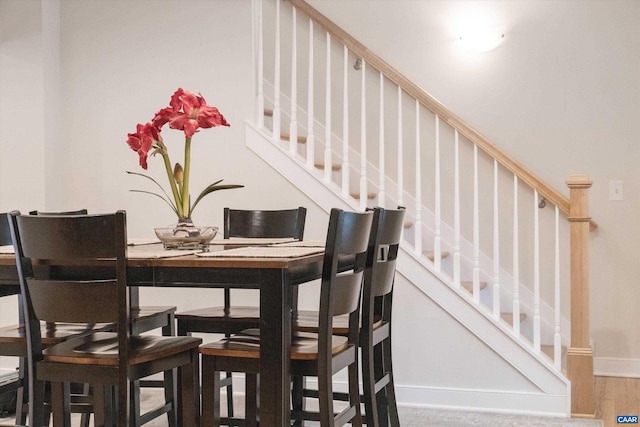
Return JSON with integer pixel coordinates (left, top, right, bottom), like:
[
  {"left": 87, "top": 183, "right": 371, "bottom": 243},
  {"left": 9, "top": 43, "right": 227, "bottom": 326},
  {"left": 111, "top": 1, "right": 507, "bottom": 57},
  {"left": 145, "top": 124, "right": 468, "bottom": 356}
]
[{"left": 126, "top": 88, "right": 243, "bottom": 248}]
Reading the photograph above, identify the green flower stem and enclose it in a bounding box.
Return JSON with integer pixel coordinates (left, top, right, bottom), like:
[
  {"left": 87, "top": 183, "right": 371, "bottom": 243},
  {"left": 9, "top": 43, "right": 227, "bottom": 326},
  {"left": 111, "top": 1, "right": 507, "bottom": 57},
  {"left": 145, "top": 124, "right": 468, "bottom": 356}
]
[
  {"left": 161, "top": 152, "right": 183, "bottom": 218},
  {"left": 181, "top": 137, "right": 192, "bottom": 218}
]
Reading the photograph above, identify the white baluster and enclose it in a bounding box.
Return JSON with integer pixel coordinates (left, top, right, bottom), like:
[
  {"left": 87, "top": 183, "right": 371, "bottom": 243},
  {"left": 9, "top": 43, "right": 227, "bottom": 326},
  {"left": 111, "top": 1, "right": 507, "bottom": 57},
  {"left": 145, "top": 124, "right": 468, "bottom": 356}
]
[
  {"left": 306, "top": 19, "right": 315, "bottom": 169},
  {"left": 453, "top": 130, "right": 461, "bottom": 288},
  {"left": 533, "top": 189, "right": 541, "bottom": 353},
  {"left": 341, "top": 45, "right": 350, "bottom": 197},
  {"left": 324, "top": 32, "right": 332, "bottom": 183},
  {"left": 289, "top": 6, "right": 298, "bottom": 155},
  {"left": 554, "top": 205, "right": 562, "bottom": 369},
  {"left": 272, "top": 0, "right": 281, "bottom": 142},
  {"left": 397, "top": 86, "right": 404, "bottom": 207},
  {"left": 359, "top": 59, "right": 367, "bottom": 211},
  {"left": 433, "top": 114, "right": 441, "bottom": 272},
  {"left": 492, "top": 159, "right": 500, "bottom": 320},
  {"left": 512, "top": 175, "right": 520, "bottom": 336},
  {"left": 414, "top": 100, "right": 422, "bottom": 256},
  {"left": 472, "top": 144, "right": 480, "bottom": 305},
  {"left": 255, "top": 0, "right": 264, "bottom": 128},
  {"left": 377, "top": 72, "right": 385, "bottom": 208}
]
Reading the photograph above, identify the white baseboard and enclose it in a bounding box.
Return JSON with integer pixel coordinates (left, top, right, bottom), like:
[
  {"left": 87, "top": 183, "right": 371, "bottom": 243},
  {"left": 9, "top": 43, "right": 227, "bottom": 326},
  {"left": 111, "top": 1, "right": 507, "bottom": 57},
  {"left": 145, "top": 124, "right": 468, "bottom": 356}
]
[
  {"left": 393, "top": 383, "right": 570, "bottom": 417},
  {"left": 594, "top": 357, "right": 640, "bottom": 378},
  {"left": 298, "top": 378, "right": 569, "bottom": 417}
]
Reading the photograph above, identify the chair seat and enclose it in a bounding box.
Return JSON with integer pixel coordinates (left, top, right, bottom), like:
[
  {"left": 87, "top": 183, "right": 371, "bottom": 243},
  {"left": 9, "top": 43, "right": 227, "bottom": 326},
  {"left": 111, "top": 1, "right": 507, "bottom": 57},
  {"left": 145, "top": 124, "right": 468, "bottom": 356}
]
[
  {"left": 0, "top": 322, "right": 111, "bottom": 346},
  {"left": 292, "top": 310, "right": 384, "bottom": 335},
  {"left": 130, "top": 305, "right": 176, "bottom": 332},
  {"left": 43, "top": 332, "right": 201, "bottom": 366},
  {"left": 175, "top": 306, "right": 261, "bottom": 334},
  {"left": 132, "top": 305, "right": 176, "bottom": 320},
  {"left": 175, "top": 305, "right": 260, "bottom": 321},
  {"left": 199, "top": 328, "right": 349, "bottom": 361}
]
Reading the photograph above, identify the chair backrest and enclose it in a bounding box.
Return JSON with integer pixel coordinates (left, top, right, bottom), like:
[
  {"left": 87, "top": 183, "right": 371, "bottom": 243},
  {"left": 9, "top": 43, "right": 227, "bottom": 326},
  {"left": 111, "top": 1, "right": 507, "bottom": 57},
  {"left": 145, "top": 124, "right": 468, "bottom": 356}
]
[
  {"left": 223, "top": 207, "right": 306, "bottom": 240},
  {"left": 29, "top": 209, "right": 88, "bottom": 216},
  {"left": 362, "top": 207, "right": 405, "bottom": 332},
  {"left": 0, "top": 213, "right": 11, "bottom": 246},
  {"left": 0, "top": 210, "right": 89, "bottom": 249},
  {"left": 8, "top": 211, "right": 129, "bottom": 362},
  {"left": 318, "top": 208, "right": 373, "bottom": 359}
]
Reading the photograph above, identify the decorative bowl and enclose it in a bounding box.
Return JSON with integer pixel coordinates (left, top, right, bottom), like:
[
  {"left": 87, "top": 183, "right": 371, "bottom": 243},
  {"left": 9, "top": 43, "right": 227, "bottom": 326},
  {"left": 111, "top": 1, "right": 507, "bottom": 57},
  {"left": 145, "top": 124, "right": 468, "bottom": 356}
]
[{"left": 154, "top": 225, "right": 218, "bottom": 250}]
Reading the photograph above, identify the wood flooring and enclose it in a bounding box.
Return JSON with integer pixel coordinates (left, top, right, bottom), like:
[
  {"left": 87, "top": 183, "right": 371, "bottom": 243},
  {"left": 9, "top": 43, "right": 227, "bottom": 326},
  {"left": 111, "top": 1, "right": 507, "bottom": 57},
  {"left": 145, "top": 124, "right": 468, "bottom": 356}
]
[
  {"left": 0, "top": 375, "right": 635, "bottom": 426},
  {"left": 595, "top": 376, "right": 640, "bottom": 427}
]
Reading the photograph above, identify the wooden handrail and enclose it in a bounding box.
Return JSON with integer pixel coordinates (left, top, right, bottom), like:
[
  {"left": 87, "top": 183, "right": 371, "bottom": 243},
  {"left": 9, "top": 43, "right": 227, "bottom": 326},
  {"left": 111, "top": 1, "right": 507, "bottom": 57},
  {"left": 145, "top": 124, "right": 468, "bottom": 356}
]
[{"left": 286, "top": 0, "right": 597, "bottom": 229}]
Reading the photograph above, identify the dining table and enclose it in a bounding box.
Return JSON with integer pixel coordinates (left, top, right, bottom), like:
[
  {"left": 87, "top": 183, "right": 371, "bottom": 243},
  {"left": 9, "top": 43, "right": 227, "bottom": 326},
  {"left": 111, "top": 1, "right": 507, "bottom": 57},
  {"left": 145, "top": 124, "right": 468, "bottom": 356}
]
[{"left": 0, "top": 240, "right": 326, "bottom": 427}]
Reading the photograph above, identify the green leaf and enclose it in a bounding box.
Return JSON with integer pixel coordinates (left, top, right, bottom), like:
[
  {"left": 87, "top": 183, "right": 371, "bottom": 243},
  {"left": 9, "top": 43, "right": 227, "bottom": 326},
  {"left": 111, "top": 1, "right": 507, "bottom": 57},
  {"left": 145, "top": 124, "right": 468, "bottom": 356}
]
[
  {"left": 190, "top": 180, "right": 244, "bottom": 214},
  {"left": 129, "top": 190, "right": 179, "bottom": 216},
  {"left": 126, "top": 170, "right": 179, "bottom": 211}
]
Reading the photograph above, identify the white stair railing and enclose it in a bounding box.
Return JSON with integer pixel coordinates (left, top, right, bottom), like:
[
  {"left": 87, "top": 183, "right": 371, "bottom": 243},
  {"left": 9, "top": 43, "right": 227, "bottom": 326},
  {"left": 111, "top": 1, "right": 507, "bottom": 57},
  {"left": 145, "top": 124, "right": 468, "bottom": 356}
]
[{"left": 252, "top": 2, "right": 596, "bottom": 408}]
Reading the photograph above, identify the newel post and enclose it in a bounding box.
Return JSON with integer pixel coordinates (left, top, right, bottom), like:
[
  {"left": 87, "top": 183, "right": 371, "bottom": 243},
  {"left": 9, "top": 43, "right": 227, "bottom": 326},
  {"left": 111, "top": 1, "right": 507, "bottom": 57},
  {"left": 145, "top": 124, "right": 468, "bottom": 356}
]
[{"left": 566, "top": 174, "right": 594, "bottom": 418}]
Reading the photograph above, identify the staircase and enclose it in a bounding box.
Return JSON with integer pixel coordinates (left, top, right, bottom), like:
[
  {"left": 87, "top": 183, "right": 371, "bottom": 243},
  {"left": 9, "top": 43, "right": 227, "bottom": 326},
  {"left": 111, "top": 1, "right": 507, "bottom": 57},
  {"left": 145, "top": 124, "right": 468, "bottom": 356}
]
[{"left": 248, "top": 0, "right": 596, "bottom": 417}]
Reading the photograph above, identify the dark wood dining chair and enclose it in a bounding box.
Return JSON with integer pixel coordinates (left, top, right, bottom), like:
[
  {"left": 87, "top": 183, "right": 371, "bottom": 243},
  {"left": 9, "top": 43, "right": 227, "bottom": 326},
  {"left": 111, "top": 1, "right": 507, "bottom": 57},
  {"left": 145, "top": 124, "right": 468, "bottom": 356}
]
[
  {"left": 29, "top": 209, "right": 180, "bottom": 427},
  {"left": 8, "top": 210, "right": 202, "bottom": 427},
  {"left": 175, "top": 206, "right": 306, "bottom": 416},
  {"left": 0, "top": 212, "right": 104, "bottom": 427},
  {"left": 291, "top": 207, "right": 405, "bottom": 427},
  {"left": 199, "top": 207, "right": 372, "bottom": 427}
]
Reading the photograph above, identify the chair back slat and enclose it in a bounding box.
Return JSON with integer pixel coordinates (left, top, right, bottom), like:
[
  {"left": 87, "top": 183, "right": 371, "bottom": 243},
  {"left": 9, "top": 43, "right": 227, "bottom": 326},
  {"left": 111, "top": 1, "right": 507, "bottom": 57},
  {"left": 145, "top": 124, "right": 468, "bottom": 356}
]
[
  {"left": 224, "top": 207, "right": 306, "bottom": 240},
  {"left": 16, "top": 214, "right": 119, "bottom": 260},
  {"left": 369, "top": 208, "right": 405, "bottom": 298},
  {"left": 0, "top": 213, "right": 11, "bottom": 246},
  {"left": 26, "top": 279, "right": 118, "bottom": 323},
  {"left": 331, "top": 274, "right": 365, "bottom": 316},
  {"left": 29, "top": 209, "right": 88, "bottom": 216}
]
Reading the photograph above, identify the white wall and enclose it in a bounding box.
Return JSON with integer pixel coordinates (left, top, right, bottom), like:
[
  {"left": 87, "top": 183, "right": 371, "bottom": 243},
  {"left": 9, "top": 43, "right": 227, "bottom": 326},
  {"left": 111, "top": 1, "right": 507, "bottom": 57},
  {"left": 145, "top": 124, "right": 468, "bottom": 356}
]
[
  {"left": 307, "top": 0, "right": 640, "bottom": 377},
  {"left": 0, "top": 0, "right": 638, "bottom": 406}
]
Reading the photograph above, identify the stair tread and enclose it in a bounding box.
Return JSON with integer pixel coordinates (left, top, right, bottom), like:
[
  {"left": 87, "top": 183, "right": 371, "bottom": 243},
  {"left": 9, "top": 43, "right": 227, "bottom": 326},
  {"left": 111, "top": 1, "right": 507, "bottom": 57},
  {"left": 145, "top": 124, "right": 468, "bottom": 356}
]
[
  {"left": 541, "top": 344, "right": 568, "bottom": 360},
  {"left": 314, "top": 162, "right": 342, "bottom": 171},
  {"left": 423, "top": 250, "right": 450, "bottom": 261},
  {"left": 461, "top": 281, "right": 488, "bottom": 293},
  {"left": 280, "top": 133, "right": 307, "bottom": 143},
  {"left": 501, "top": 312, "right": 526, "bottom": 324},
  {"left": 264, "top": 108, "right": 273, "bottom": 117},
  {"left": 349, "top": 191, "right": 377, "bottom": 200}
]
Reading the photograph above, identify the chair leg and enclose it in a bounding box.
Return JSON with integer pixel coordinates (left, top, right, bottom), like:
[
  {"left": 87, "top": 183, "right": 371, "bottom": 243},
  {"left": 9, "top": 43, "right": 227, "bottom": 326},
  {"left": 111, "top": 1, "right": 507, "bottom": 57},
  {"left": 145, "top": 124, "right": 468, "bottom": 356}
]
[
  {"left": 27, "top": 375, "right": 46, "bottom": 427},
  {"left": 162, "top": 313, "right": 178, "bottom": 427},
  {"left": 79, "top": 384, "right": 91, "bottom": 427},
  {"left": 381, "top": 338, "right": 400, "bottom": 427},
  {"left": 291, "top": 374, "right": 305, "bottom": 427},
  {"left": 50, "top": 381, "right": 70, "bottom": 427},
  {"left": 179, "top": 348, "right": 199, "bottom": 427},
  {"left": 116, "top": 378, "right": 130, "bottom": 427},
  {"left": 317, "top": 361, "right": 335, "bottom": 427},
  {"left": 245, "top": 374, "right": 258, "bottom": 427},
  {"left": 348, "top": 360, "right": 363, "bottom": 427},
  {"left": 224, "top": 371, "right": 234, "bottom": 418},
  {"left": 129, "top": 380, "right": 142, "bottom": 427},
  {"left": 201, "top": 355, "right": 222, "bottom": 427},
  {"left": 362, "top": 341, "right": 381, "bottom": 427},
  {"left": 14, "top": 357, "right": 27, "bottom": 425},
  {"left": 92, "top": 384, "right": 108, "bottom": 427}
]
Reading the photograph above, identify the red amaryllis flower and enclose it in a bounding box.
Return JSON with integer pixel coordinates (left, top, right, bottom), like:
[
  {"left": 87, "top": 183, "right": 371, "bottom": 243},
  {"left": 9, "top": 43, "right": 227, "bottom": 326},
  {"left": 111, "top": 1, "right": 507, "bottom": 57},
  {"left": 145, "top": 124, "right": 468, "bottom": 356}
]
[
  {"left": 168, "top": 89, "right": 230, "bottom": 138},
  {"left": 126, "top": 122, "right": 160, "bottom": 169},
  {"left": 151, "top": 107, "right": 175, "bottom": 131},
  {"left": 126, "top": 88, "right": 241, "bottom": 220}
]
